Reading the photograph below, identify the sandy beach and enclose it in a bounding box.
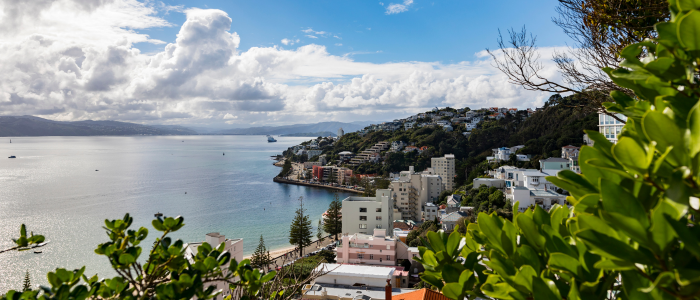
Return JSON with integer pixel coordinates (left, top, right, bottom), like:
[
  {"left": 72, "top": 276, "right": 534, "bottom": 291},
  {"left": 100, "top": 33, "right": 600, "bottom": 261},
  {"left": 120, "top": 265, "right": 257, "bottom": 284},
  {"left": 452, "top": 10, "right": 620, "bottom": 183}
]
[{"left": 243, "top": 245, "right": 297, "bottom": 260}]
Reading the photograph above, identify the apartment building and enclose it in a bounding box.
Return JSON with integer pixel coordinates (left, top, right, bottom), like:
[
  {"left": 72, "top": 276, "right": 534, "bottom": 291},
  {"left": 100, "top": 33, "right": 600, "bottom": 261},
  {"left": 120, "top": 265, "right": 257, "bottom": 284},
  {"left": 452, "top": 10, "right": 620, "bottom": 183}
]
[
  {"left": 312, "top": 166, "right": 353, "bottom": 184},
  {"left": 336, "top": 229, "right": 396, "bottom": 266},
  {"left": 306, "top": 150, "right": 323, "bottom": 158},
  {"left": 349, "top": 141, "right": 390, "bottom": 166},
  {"left": 185, "top": 233, "right": 243, "bottom": 300},
  {"left": 390, "top": 166, "right": 443, "bottom": 221},
  {"left": 488, "top": 145, "right": 526, "bottom": 162},
  {"left": 342, "top": 189, "right": 394, "bottom": 235},
  {"left": 431, "top": 154, "right": 455, "bottom": 191},
  {"left": 487, "top": 165, "right": 567, "bottom": 212},
  {"left": 599, "top": 112, "right": 627, "bottom": 143}
]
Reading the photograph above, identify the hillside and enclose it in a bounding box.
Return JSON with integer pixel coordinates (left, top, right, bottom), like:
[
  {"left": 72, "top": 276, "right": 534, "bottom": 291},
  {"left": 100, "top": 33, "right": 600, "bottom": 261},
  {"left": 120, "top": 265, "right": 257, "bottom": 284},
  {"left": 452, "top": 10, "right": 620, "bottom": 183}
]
[
  {"left": 0, "top": 116, "right": 197, "bottom": 136},
  {"left": 283, "top": 94, "right": 598, "bottom": 190}
]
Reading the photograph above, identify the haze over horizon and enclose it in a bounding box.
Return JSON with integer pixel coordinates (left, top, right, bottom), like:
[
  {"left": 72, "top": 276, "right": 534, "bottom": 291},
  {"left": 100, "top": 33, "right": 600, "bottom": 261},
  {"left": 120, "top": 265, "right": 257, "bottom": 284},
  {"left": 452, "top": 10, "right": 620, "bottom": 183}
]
[{"left": 0, "top": 0, "right": 570, "bottom": 128}]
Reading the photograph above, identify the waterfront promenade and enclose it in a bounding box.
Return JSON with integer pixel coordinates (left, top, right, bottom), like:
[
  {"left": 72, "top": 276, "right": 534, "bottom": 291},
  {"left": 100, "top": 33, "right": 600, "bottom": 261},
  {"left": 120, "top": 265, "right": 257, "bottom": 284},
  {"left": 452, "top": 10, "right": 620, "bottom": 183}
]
[{"left": 273, "top": 177, "right": 363, "bottom": 194}]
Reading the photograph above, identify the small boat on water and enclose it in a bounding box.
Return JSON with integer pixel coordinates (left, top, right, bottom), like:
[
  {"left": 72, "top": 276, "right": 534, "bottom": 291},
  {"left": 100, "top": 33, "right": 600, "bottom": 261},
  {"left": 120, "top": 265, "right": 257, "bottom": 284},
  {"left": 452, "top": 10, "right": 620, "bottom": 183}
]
[
  {"left": 34, "top": 251, "right": 42, "bottom": 254},
  {"left": 154, "top": 212, "right": 163, "bottom": 218},
  {"left": 267, "top": 135, "right": 277, "bottom": 142},
  {"left": 8, "top": 155, "right": 16, "bottom": 158}
]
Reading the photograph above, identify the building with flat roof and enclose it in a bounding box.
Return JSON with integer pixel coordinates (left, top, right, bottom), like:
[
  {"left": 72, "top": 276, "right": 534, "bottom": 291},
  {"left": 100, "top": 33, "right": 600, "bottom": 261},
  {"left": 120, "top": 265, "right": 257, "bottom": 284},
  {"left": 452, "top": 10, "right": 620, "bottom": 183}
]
[
  {"left": 431, "top": 154, "right": 455, "bottom": 191},
  {"left": 342, "top": 189, "right": 394, "bottom": 235},
  {"left": 336, "top": 229, "right": 396, "bottom": 266},
  {"left": 599, "top": 112, "right": 627, "bottom": 143},
  {"left": 390, "top": 166, "right": 443, "bottom": 221}
]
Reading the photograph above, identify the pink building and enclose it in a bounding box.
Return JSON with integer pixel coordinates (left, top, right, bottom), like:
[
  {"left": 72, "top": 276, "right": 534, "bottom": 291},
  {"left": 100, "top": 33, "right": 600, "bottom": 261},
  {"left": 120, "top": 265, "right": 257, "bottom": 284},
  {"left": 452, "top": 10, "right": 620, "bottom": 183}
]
[{"left": 336, "top": 229, "right": 396, "bottom": 266}]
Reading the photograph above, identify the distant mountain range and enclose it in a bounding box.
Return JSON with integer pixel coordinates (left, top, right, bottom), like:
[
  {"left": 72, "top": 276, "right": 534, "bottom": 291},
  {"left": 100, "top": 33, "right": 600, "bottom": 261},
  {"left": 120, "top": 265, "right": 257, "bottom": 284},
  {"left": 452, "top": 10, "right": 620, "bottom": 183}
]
[
  {"left": 0, "top": 116, "right": 197, "bottom": 136},
  {"left": 214, "top": 121, "right": 371, "bottom": 136},
  {"left": 0, "top": 116, "right": 375, "bottom": 137}
]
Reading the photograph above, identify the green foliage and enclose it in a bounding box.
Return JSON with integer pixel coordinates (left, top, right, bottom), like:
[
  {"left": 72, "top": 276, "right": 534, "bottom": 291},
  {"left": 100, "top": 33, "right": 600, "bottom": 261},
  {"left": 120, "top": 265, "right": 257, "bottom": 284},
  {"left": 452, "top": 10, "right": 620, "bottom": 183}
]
[
  {"left": 315, "top": 250, "right": 336, "bottom": 264},
  {"left": 323, "top": 194, "right": 343, "bottom": 239},
  {"left": 289, "top": 197, "right": 313, "bottom": 257},
  {"left": 2, "top": 214, "right": 274, "bottom": 300},
  {"left": 251, "top": 235, "right": 272, "bottom": 269},
  {"left": 417, "top": 4, "right": 700, "bottom": 299},
  {"left": 22, "top": 271, "right": 31, "bottom": 292},
  {"left": 278, "top": 159, "right": 292, "bottom": 178}
]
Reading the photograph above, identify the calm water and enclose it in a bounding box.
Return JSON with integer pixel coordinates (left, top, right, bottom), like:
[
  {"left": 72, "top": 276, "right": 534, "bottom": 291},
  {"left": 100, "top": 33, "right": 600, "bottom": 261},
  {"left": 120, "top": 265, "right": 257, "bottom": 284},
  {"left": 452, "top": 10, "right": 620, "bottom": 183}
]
[{"left": 0, "top": 136, "right": 352, "bottom": 292}]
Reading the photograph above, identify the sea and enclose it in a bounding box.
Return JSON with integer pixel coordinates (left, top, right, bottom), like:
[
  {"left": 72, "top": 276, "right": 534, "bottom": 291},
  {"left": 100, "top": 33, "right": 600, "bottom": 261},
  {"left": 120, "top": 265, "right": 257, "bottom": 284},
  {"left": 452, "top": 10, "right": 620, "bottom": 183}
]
[{"left": 0, "top": 136, "right": 353, "bottom": 292}]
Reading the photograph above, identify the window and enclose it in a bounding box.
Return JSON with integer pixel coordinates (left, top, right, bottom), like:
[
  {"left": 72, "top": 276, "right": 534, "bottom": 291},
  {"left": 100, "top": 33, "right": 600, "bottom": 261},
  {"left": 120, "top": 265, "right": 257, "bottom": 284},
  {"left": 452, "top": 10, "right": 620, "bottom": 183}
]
[
  {"left": 358, "top": 254, "right": 364, "bottom": 259},
  {"left": 376, "top": 208, "right": 381, "bottom": 212},
  {"left": 376, "top": 225, "right": 382, "bottom": 228},
  {"left": 359, "top": 224, "right": 367, "bottom": 229},
  {"left": 360, "top": 216, "right": 367, "bottom": 221},
  {"left": 387, "top": 255, "right": 391, "bottom": 260},
  {"left": 370, "top": 254, "right": 374, "bottom": 259},
  {"left": 412, "top": 254, "right": 417, "bottom": 258},
  {"left": 360, "top": 207, "right": 367, "bottom": 212},
  {"left": 376, "top": 216, "right": 382, "bottom": 220},
  {"left": 387, "top": 245, "right": 390, "bottom": 250}
]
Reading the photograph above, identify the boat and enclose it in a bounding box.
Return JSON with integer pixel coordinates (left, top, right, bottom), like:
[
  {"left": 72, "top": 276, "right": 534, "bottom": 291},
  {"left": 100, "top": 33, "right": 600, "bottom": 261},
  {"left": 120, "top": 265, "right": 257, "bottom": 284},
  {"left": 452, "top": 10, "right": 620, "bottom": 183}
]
[
  {"left": 154, "top": 212, "right": 163, "bottom": 218},
  {"left": 267, "top": 135, "right": 277, "bottom": 142},
  {"left": 8, "top": 155, "right": 16, "bottom": 158},
  {"left": 34, "top": 251, "right": 42, "bottom": 254}
]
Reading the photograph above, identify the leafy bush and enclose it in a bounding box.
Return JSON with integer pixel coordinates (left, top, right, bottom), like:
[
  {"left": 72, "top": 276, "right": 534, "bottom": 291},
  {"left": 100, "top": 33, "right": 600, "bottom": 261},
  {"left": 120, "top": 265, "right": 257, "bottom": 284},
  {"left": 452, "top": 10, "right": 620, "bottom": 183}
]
[{"left": 415, "top": 3, "right": 700, "bottom": 299}]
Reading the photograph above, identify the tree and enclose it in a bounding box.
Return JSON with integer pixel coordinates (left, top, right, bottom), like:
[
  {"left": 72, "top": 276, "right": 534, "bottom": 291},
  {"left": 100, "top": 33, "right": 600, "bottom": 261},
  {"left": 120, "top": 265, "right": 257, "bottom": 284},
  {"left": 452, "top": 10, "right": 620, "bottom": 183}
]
[
  {"left": 22, "top": 270, "right": 31, "bottom": 292},
  {"left": 323, "top": 194, "right": 343, "bottom": 240},
  {"left": 278, "top": 159, "right": 292, "bottom": 178},
  {"left": 289, "top": 197, "right": 313, "bottom": 258},
  {"left": 416, "top": 6, "right": 700, "bottom": 299},
  {"left": 487, "top": 0, "right": 669, "bottom": 118},
  {"left": 251, "top": 235, "right": 272, "bottom": 269},
  {"left": 316, "top": 219, "right": 324, "bottom": 246}
]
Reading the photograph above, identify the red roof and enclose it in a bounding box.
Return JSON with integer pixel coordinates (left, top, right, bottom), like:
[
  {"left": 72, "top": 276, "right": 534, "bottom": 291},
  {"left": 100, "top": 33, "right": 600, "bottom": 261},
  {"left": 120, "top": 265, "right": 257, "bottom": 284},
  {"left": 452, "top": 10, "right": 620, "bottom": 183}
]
[{"left": 393, "top": 289, "right": 451, "bottom": 300}]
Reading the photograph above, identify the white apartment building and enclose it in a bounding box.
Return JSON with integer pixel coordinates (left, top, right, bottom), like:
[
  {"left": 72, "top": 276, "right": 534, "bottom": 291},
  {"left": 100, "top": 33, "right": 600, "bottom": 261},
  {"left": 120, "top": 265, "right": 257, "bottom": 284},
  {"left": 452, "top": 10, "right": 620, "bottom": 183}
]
[
  {"left": 423, "top": 203, "right": 439, "bottom": 221},
  {"left": 390, "top": 166, "right": 443, "bottom": 221},
  {"left": 185, "top": 233, "right": 244, "bottom": 300},
  {"left": 599, "top": 112, "right": 627, "bottom": 143},
  {"left": 488, "top": 145, "right": 525, "bottom": 162},
  {"left": 431, "top": 154, "right": 456, "bottom": 191},
  {"left": 488, "top": 166, "right": 567, "bottom": 212},
  {"left": 342, "top": 189, "right": 394, "bottom": 235},
  {"left": 338, "top": 127, "right": 344, "bottom": 137}
]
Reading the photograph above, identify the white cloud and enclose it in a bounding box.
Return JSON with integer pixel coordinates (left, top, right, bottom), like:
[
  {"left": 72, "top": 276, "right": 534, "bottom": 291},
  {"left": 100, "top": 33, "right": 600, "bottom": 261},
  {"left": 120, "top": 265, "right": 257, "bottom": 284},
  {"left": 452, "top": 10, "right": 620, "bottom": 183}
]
[
  {"left": 385, "top": 0, "right": 413, "bottom": 14},
  {"left": 0, "top": 0, "right": 559, "bottom": 127},
  {"left": 333, "top": 35, "right": 341, "bottom": 39},
  {"left": 306, "top": 35, "right": 318, "bottom": 39},
  {"left": 335, "top": 43, "right": 343, "bottom": 46}
]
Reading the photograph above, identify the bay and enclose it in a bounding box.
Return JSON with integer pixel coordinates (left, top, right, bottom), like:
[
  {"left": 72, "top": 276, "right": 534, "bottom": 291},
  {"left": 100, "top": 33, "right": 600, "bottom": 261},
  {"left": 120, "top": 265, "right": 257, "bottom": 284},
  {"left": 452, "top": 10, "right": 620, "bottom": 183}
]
[{"left": 0, "top": 136, "right": 351, "bottom": 292}]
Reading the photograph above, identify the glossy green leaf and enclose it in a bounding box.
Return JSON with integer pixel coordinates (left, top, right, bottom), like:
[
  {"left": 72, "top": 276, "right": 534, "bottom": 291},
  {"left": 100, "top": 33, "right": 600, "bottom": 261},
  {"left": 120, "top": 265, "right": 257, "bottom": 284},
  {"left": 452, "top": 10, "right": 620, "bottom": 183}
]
[
  {"left": 612, "top": 137, "right": 650, "bottom": 172},
  {"left": 679, "top": 10, "right": 700, "bottom": 51},
  {"left": 548, "top": 253, "right": 581, "bottom": 277}
]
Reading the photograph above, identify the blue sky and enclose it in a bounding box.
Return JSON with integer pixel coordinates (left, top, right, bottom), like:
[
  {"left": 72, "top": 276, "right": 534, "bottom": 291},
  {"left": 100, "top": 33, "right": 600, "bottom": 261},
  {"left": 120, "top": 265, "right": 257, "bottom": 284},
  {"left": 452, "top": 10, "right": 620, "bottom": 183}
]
[
  {"left": 136, "top": 0, "right": 569, "bottom": 63},
  {"left": 2, "top": 0, "right": 571, "bottom": 127}
]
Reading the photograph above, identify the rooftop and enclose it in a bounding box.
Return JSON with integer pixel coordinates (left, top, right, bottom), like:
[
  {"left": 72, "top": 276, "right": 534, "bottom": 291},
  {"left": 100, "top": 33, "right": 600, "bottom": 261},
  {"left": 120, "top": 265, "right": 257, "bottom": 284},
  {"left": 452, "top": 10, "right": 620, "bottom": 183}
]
[
  {"left": 540, "top": 157, "right": 569, "bottom": 163},
  {"left": 530, "top": 189, "right": 563, "bottom": 197},
  {"left": 441, "top": 211, "right": 469, "bottom": 222},
  {"left": 392, "top": 289, "right": 452, "bottom": 300},
  {"left": 315, "top": 264, "right": 396, "bottom": 279},
  {"left": 305, "top": 283, "right": 414, "bottom": 300},
  {"left": 522, "top": 171, "right": 549, "bottom": 177}
]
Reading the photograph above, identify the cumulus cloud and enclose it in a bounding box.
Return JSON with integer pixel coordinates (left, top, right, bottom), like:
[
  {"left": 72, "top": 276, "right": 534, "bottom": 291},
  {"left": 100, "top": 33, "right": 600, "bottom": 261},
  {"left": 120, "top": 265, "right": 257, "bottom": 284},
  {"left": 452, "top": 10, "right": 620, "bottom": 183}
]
[
  {"left": 385, "top": 0, "right": 413, "bottom": 15},
  {"left": 0, "top": 0, "right": 559, "bottom": 127}
]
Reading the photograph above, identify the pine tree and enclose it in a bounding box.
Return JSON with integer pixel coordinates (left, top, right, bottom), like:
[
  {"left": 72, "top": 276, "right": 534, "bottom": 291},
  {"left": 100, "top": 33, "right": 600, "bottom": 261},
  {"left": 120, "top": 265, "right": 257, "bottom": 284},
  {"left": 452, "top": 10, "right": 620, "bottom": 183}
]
[
  {"left": 22, "top": 270, "right": 31, "bottom": 291},
  {"left": 316, "top": 219, "right": 324, "bottom": 246},
  {"left": 323, "top": 193, "right": 343, "bottom": 240},
  {"left": 289, "top": 197, "right": 313, "bottom": 258},
  {"left": 251, "top": 235, "right": 271, "bottom": 269}
]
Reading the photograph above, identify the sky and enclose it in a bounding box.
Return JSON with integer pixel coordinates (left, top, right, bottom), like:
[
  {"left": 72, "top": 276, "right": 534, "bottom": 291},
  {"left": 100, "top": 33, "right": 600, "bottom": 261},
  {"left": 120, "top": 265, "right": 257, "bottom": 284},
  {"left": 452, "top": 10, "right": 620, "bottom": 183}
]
[{"left": 0, "top": 0, "right": 572, "bottom": 128}]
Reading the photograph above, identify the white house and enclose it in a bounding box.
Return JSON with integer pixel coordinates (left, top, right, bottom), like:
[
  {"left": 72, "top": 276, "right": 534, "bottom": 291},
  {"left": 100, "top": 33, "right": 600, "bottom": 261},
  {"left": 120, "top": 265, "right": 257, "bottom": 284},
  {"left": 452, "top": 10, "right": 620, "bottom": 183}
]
[{"left": 342, "top": 189, "right": 394, "bottom": 235}]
